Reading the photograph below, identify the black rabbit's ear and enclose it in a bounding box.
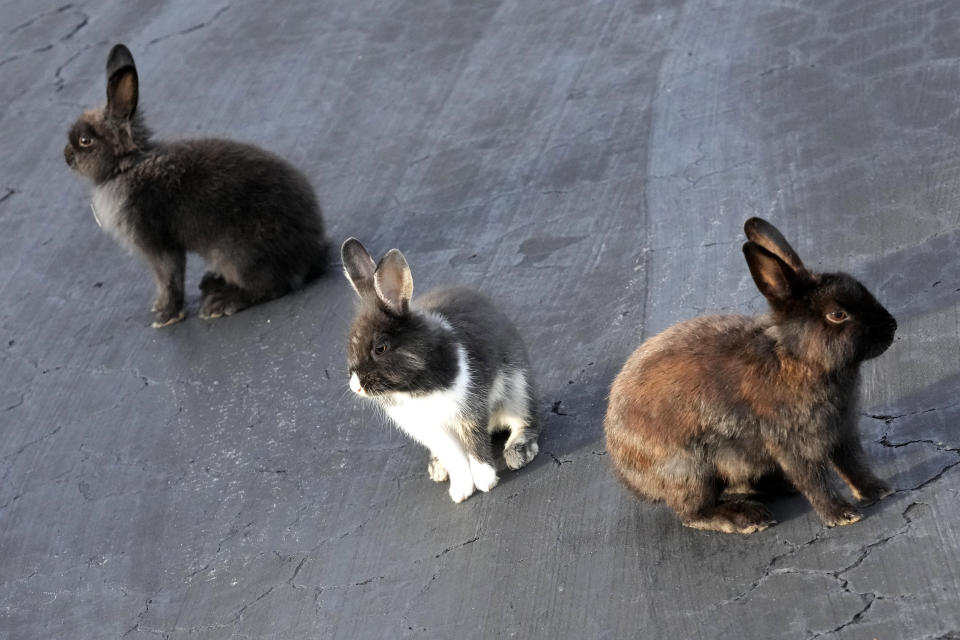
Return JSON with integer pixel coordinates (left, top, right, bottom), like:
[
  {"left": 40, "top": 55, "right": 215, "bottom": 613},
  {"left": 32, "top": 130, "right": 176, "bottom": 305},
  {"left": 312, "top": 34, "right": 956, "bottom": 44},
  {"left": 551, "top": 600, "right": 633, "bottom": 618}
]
[
  {"left": 743, "top": 241, "right": 806, "bottom": 304},
  {"left": 106, "top": 44, "right": 138, "bottom": 121},
  {"left": 106, "top": 44, "right": 136, "bottom": 78},
  {"left": 374, "top": 249, "right": 413, "bottom": 315},
  {"left": 744, "top": 217, "right": 806, "bottom": 274},
  {"left": 341, "top": 238, "right": 377, "bottom": 297}
]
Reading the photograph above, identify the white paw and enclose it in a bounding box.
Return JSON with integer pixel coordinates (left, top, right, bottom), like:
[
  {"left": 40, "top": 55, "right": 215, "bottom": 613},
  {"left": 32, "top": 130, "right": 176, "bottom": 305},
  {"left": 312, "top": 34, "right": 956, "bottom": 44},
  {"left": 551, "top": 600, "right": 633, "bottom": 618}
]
[
  {"left": 427, "top": 457, "right": 449, "bottom": 482},
  {"left": 469, "top": 457, "right": 499, "bottom": 492},
  {"left": 448, "top": 476, "right": 476, "bottom": 503}
]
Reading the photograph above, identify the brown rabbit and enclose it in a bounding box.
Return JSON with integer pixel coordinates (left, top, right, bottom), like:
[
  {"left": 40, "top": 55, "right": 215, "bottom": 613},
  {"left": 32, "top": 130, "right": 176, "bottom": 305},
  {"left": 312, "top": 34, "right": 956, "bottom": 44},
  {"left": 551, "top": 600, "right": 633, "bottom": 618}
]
[{"left": 605, "top": 218, "right": 897, "bottom": 534}]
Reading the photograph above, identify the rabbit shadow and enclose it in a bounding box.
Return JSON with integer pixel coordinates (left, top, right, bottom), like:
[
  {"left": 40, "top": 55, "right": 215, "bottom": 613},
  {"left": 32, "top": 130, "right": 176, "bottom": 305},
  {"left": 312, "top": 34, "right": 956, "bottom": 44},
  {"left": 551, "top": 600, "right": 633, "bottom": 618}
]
[
  {"left": 865, "top": 370, "right": 960, "bottom": 493},
  {"left": 863, "top": 371, "right": 960, "bottom": 445},
  {"left": 850, "top": 225, "right": 960, "bottom": 324}
]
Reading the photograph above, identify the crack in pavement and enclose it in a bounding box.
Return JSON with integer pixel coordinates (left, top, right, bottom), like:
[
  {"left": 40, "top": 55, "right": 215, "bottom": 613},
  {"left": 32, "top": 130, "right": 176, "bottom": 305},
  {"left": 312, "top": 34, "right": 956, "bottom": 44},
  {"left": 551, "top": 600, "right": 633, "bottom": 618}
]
[
  {"left": 806, "top": 503, "right": 926, "bottom": 639},
  {"left": 147, "top": 5, "right": 232, "bottom": 46},
  {"left": 185, "top": 520, "right": 256, "bottom": 580},
  {"left": 4, "top": 394, "right": 25, "bottom": 411},
  {"left": 53, "top": 42, "right": 96, "bottom": 92},
  {"left": 59, "top": 11, "right": 88, "bottom": 41},
  {"left": 876, "top": 434, "right": 960, "bottom": 494},
  {"left": 434, "top": 533, "right": 480, "bottom": 559},
  {"left": 8, "top": 3, "right": 73, "bottom": 35},
  {"left": 121, "top": 597, "right": 152, "bottom": 638},
  {"left": 864, "top": 400, "right": 960, "bottom": 424},
  {"left": 0, "top": 425, "right": 63, "bottom": 462},
  {"left": 722, "top": 500, "right": 925, "bottom": 619}
]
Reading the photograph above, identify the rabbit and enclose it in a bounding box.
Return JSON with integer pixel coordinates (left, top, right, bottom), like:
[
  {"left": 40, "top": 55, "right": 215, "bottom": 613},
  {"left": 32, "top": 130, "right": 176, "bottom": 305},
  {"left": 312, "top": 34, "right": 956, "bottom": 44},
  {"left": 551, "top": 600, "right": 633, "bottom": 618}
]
[
  {"left": 604, "top": 217, "right": 897, "bottom": 534},
  {"left": 340, "top": 238, "right": 540, "bottom": 503},
  {"left": 63, "top": 44, "right": 329, "bottom": 328}
]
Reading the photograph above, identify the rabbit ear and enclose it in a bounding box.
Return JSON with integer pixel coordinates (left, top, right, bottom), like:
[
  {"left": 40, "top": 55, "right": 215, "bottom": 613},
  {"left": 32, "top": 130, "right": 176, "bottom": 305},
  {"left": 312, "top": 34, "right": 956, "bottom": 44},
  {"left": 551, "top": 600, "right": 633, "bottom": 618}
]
[
  {"left": 374, "top": 249, "right": 413, "bottom": 315},
  {"left": 341, "top": 238, "right": 377, "bottom": 297},
  {"left": 743, "top": 218, "right": 806, "bottom": 274},
  {"left": 743, "top": 241, "right": 807, "bottom": 304},
  {"left": 106, "top": 44, "right": 138, "bottom": 121}
]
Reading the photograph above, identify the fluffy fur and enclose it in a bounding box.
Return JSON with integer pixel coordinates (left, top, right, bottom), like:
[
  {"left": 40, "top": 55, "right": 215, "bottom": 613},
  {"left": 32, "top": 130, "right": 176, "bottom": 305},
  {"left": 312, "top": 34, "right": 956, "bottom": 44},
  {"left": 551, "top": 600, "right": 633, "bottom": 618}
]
[
  {"left": 605, "top": 218, "right": 897, "bottom": 534},
  {"left": 64, "top": 44, "right": 329, "bottom": 327},
  {"left": 341, "top": 238, "right": 540, "bottom": 503}
]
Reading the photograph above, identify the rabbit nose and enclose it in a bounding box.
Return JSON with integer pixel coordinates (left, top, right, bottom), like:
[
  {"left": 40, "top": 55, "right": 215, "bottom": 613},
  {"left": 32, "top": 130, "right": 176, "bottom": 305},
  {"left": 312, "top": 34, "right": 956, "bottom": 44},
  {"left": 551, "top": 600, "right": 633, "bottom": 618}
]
[
  {"left": 877, "top": 314, "right": 897, "bottom": 341},
  {"left": 349, "top": 372, "right": 365, "bottom": 395},
  {"left": 64, "top": 145, "right": 74, "bottom": 165}
]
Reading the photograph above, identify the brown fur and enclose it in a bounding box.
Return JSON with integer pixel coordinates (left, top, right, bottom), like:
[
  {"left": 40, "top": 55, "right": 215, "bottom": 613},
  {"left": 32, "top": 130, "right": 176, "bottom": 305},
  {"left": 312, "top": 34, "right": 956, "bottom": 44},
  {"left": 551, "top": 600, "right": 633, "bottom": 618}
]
[{"left": 605, "top": 218, "right": 896, "bottom": 534}]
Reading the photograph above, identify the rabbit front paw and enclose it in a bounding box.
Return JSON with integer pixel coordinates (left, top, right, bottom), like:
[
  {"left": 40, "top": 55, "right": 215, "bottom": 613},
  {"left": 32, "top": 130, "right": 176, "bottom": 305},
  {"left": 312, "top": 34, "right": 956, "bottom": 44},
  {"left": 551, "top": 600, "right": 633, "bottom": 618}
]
[
  {"left": 151, "top": 306, "right": 185, "bottom": 328},
  {"left": 820, "top": 503, "right": 863, "bottom": 527},
  {"left": 683, "top": 499, "right": 777, "bottom": 534},
  {"left": 448, "top": 475, "right": 476, "bottom": 503},
  {"left": 469, "top": 457, "right": 499, "bottom": 492},
  {"left": 504, "top": 439, "right": 539, "bottom": 470},
  {"left": 427, "top": 456, "right": 449, "bottom": 482},
  {"left": 854, "top": 480, "right": 894, "bottom": 503},
  {"left": 200, "top": 290, "right": 241, "bottom": 319}
]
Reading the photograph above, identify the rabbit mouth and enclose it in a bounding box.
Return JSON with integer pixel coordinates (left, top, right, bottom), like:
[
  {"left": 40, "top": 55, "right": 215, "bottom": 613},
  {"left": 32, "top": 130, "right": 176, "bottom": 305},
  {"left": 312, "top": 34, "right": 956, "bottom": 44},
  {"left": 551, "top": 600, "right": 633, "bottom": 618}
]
[
  {"left": 869, "top": 336, "right": 895, "bottom": 359},
  {"left": 350, "top": 372, "right": 388, "bottom": 396},
  {"left": 863, "top": 322, "right": 897, "bottom": 359},
  {"left": 349, "top": 372, "right": 367, "bottom": 396}
]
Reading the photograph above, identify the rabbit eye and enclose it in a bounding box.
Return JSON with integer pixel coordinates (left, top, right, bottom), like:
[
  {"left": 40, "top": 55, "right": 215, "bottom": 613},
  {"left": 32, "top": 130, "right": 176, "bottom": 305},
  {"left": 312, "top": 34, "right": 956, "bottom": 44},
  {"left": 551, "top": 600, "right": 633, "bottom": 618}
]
[
  {"left": 78, "top": 135, "right": 93, "bottom": 148},
  {"left": 373, "top": 342, "right": 388, "bottom": 356},
  {"left": 826, "top": 309, "right": 849, "bottom": 324}
]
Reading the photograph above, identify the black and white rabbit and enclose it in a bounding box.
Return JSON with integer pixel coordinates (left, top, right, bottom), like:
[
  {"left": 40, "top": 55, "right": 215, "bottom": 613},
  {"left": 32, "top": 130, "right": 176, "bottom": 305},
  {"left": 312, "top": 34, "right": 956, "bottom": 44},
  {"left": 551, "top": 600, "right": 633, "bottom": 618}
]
[
  {"left": 605, "top": 218, "right": 897, "bottom": 533},
  {"left": 341, "top": 238, "right": 540, "bottom": 503},
  {"left": 63, "top": 44, "right": 329, "bottom": 327}
]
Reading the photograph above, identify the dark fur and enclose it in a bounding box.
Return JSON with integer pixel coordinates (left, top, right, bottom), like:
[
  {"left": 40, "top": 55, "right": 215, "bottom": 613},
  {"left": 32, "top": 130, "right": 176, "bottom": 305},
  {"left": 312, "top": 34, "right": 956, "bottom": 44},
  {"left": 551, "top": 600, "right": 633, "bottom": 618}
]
[
  {"left": 64, "top": 44, "right": 328, "bottom": 327},
  {"left": 342, "top": 238, "right": 540, "bottom": 486},
  {"left": 605, "top": 218, "right": 897, "bottom": 533}
]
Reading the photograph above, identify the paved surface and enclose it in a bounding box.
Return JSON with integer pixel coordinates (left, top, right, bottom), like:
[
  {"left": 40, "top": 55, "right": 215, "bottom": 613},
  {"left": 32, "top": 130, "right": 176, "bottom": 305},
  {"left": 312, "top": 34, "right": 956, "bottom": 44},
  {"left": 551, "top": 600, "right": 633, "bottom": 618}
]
[{"left": 2, "top": 0, "right": 959, "bottom": 638}]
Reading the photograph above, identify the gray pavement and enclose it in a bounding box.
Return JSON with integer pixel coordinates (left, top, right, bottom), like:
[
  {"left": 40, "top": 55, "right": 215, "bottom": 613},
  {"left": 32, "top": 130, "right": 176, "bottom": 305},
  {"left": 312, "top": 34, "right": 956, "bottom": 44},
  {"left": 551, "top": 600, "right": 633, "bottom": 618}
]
[{"left": 1, "top": 0, "right": 959, "bottom": 638}]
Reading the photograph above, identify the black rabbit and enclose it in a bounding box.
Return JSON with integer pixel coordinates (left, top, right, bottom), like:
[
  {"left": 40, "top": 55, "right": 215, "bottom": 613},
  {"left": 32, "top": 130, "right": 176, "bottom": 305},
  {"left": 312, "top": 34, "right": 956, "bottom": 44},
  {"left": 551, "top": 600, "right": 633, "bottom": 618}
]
[
  {"left": 64, "top": 44, "right": 329, "bottom": 327},
  {"left": 341, "top": 239, "right": 540, "bottom": 503},
  {"left": 605, "top": 218, "right": 897, "bottom": 533}
]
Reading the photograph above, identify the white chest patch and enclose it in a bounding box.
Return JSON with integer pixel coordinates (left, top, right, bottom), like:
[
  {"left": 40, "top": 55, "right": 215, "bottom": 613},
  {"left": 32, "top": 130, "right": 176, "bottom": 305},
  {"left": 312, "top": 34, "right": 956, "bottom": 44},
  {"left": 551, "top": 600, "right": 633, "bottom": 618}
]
[
  {"left": 91, "top": 181, "right": 132, "bottom": 248},
  {"left": 381, "top": 344, "right": 471, "bottom": 446}
]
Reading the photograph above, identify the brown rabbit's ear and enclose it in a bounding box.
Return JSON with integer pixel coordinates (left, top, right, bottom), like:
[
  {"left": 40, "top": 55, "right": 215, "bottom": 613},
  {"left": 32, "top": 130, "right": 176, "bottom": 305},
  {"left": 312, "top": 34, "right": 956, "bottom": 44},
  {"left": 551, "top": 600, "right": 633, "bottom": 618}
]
[
  {"left": 341, "top": 238, "right": 377, "bottom": 297},
  {"left": 743, "top": 217, "right": 807, "bottom": 275},
  {"left": 374, "top": 249, "right": 413, "bottom": 315},
  {"left": 106, "top": 44, "right": 138, "bottom": 121},
  {"left": 743, "top": 241, "right": 807, "bottom": 304}
]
